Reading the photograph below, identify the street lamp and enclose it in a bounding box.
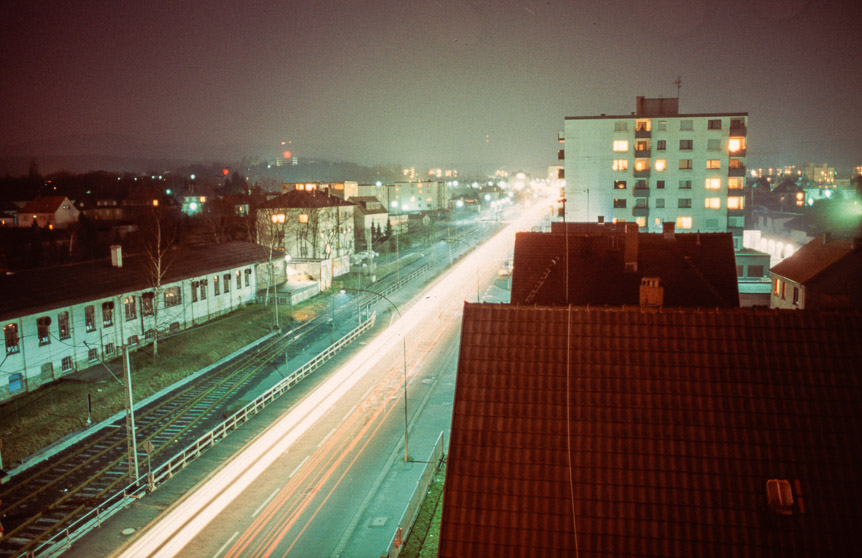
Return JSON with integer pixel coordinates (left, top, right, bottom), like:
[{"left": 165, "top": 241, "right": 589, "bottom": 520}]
[{"left": 338, "top": 287, "right": 410, "bottom": 462}]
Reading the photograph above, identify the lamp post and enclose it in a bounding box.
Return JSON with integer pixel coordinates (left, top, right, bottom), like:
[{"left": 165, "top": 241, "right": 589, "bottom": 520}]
[{"left": 338, "top": 287, "right": 410, "bottom": 462}]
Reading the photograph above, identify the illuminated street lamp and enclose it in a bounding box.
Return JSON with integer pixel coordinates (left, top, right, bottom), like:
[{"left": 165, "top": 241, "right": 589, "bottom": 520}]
[{"left": 338, "top": 287, "right": 410, "bottom": 462}]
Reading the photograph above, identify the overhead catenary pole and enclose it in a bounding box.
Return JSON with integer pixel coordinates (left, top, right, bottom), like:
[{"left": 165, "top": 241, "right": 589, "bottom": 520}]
[{"left": 123, "top": 346, "right": 139, "bottom": 483}]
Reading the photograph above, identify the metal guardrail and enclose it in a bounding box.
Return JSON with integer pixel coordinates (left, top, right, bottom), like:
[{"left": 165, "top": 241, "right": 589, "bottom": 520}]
[
  {"left": 382, "top": 432, "right": 446, "bottom": 558},
  {"left": 28, "top": 313, "right": 377, "bottom": 558}
]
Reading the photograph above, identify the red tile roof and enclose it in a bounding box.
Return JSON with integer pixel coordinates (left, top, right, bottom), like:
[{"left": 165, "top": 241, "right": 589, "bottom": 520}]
[
  {"left": 17, "top": 195, "right": 70, "bottom": 214},
  {"left": 440, "top": 304, "right": 862, "bottom": 557},
  {"left": 510, "top": 228, "right": 739, "bottom": 308},
  {"left": 770, "top": 236, "right": 854, "bottom": 284}
]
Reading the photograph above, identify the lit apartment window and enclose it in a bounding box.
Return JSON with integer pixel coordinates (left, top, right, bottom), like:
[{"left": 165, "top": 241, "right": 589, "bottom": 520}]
[
  {"left": 614, "top": 121, "right": 628, "bottom": 131},
  {"left": 655, "top": 159, "right": 666, "bottom": 171},
  {"left": 705, "top": 197, "right": 721, "bottom": 209},
  {"left": 728, "top": 177, "right": 743, "bottom": 190},
  {"left": 164, "top": 286, "right": 181, "bottom": 307},
  {"left": 635, "top": 217, "right": 646, "bottom": 227},
  {"left": 613, "top": 140, "right": 629, "bottom": 152},
  {"left": 58, "top": 311, "right": 70, "bottom": 339},
  {"left": 656, "top": 140, "right": 666, "bottom": 151},
  {"left": 679, "top": 139, "right": 693, "bottom": 150},
  {"left": 655, "top": 199, "right": 665, "bottom": 208},
  {"left": 729, "top": 137, "right": 745, "bottom": 152},
  {"left": 708, "top": 119, "right": 722, "bottom": 130},
  {"left": 680, "top": 120, "right": 693, "bottom": 131},
  {"left": 705, "top": 178, "right": 721, "bottom": 190},
  {"left": 85, "top": 305, "right": 96, "bottom": 331},
  {"left": 774, "top": 278, "right": 781, "bottom": 295},
  {"left": 635, "top": 140, "right": 649, "bottom": 151},
  {"left": 612, "top": 159, "right": 629, "bottom": 171},
  {"left": 37, "top": 316, "right": 51, "bottom": 345},
  {"left": 124, "top": 296, "right": 136, "bottom": 321},
  {"left": 635, "top": 159, "right": 648, "bottom": 171},
  {"left": 675, "top": 216, "right": 693, "bottom": 229},
  {"left": 679, "top": 160, "right": 692, "bottom": 170},
  {"left": 678, "top": 198, "right": 692, "bottom": 209},
  {"left": 679, "top": 180, "right": 692, "bottom": 190},
  {"left": 614, "top": 180, "right": 627, "bottom": 189},
  {"left": 727, "top": 196, "right": 745, "bottom": 209},
  {"left": 706, "top": 160, "right": 721, "bottom": 170},
  {"left": 4, "top": 323, "right": 19, "bottom": 354},
  {"left": 635, "top": 120, "right": 650, "bottom": 131},
  {"left": 707, "top": 138, "right": 721, "bottom": 150},
  {"left": 613, "top": 199, "right": 627, "bottom": 209},
  {"left": 657, "top": 120, "right": 667, "bottom": 131},
  {"left": 214, "top": 275, "right": 220, "bottom": 296}
]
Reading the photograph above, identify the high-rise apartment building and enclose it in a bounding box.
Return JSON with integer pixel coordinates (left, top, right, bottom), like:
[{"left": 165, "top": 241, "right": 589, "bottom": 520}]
[{"left": 560, "top": 96, "right": 748, "bottom": 248}]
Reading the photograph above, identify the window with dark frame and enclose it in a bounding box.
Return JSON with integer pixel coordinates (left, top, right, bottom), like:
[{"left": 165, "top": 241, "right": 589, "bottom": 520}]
[
  {"left": 614, "top": 180, "right": 627, "bottom": 189},
  {"left": 58, "top": 311, "right": 70, "bottom": 339},
  {"left": 678, "top": 199, "right": 692, "bottom": 209},
  {"left": 679, "top": 139, "right": 693, "bottom": 150},
  {"left": 4, "top": 323, "right": 19, "bottom": 354},
  {"left": 37, "top": 316, "right": 51, "bottom": 345},
  {"left": 707, "top": 119, "right": 722, "bottom": 130},
  {"left": 102, "top": 301, "right": 114, "bottom": 326},
  {"left": 224, "top": 273, "right": 231, "bottom": 293},
  {"left": 165, "top": 286, "right": 181, "bottom": 307},
  {"left": 124, "top": 296, "right": 136, "bottom": 321},
  {"left": 192, "top": 281, "right": 199, "bottom": 302},
  {"left": 613, "top": 198, "right": 627, "bottom": 208},
  {"left": 214, "top": 276, "right": 220, "bottom": 296},
  {"left": 85, "top": 305, "right": 96, "bottom": 331},
  {"left": 142, "top": 292, "right": 154, "bottom": 316}
]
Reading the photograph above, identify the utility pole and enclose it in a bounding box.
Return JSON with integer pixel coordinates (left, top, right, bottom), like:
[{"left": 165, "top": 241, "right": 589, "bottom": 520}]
[{"left": 123, "top": 346, "right": 139, "bottom": 484}]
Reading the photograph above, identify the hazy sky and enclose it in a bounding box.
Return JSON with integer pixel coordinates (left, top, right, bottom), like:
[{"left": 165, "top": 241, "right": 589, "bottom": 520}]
[{"left": 2, "top": 0, "right": 860, "bottom": 174}]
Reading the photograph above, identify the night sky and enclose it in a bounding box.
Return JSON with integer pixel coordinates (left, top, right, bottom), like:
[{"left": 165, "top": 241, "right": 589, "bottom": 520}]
[{"left": 2, "top": 0, "right": 860, "bottom": 175}]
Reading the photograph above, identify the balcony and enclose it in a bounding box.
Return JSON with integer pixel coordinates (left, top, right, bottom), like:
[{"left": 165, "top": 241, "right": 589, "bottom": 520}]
[
  {"left": 635, "top": 129, "right": 651, "bottom": 139},
  {"left": 728, "top": 166, "right": 746, "bottom": 177},
  {"left": 633, "top": 187, "right": 650, "bottom": 198},
  {"left": 729, "top": 148, "right": 747, "bottom": 157},
  {"left": 632, "top": 206, "right": 649, "bottom": 217},
  {"left": 729, "top": 124, "right": 747, "bottom": 136},
  {"left": 634, "top": 148, "right": 651, "bottom": 158},
  {"left": 633, "top": 169, "right": 650, "bottom": 178}
]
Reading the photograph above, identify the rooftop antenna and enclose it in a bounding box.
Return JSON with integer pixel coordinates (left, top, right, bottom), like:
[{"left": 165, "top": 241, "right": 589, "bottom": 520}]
[{"left": 673, "top": 75, "right": 682, "bottom": 99}]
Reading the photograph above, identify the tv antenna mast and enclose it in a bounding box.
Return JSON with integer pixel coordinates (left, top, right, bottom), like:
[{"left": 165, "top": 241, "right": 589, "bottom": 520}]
[{"left": 673, "top": 76, "right": 682, "bottom": 99}]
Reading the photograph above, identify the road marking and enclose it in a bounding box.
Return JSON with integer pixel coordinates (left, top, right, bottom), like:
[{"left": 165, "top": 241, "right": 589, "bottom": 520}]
[
  {"left": 289, "top": 455, "right": 310, "bottom": 478},
  {"left": 342, "top": 404, "right": 357, "bottom": 422},
  {"left": 251, "top": 488, "right": 280, "bottom": 518},
  {"left": 317, "top": 427, "right": 336, "bottom": 448},
  {"left": 212, "top": 531, "right": 238, "bottom": 558}
]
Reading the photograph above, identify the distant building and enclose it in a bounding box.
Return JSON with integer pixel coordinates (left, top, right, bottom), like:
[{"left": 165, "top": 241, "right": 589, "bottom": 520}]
[
  {"left": 348, "top": 196, "right": 388, "bottom": 250},
  {"left": 769, "top": 235, "right": 862, "bottom": 310},
  {"left": 734, "top": 248, "right": 772, "bottom": 307},
  {"left": 0, "top": 242, "right": 272, "bottom": 402},
  {"left": 439, "top": 304, "right": 862, "bottom": 556},
  {"left": 560, "top": 96, "right": 748, "bottom": 248},
  {"left": 354, "top": 181, "right": 449, "bottom": 213},
  {"left": 510, "top": 222, "right": 739, "bottom": 308},
  {"left": 16, "top": 195, "right": 80, "bottom": 229}
]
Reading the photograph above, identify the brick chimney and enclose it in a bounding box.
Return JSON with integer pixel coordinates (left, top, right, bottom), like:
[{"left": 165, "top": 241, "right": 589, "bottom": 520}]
[
  {"left": 110, "top": 244, "right": 123, "bottom": 268},
  {"left": 662, "top": 221, "right": 676, "bottom": 241},
  {"left": 639, "top": 277, "right": 664, "bottom": 307},
  {"left": 624, "top": 222, "right": 639, "bottom": 272}
]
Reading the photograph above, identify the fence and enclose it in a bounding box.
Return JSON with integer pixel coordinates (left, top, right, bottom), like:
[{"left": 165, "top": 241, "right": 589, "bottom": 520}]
[
  {"left": 381, "top": 432, "right": 446, "bottom": 558},
  {"left": 29, "top": 313, "right": 377, "bottom": 558}
]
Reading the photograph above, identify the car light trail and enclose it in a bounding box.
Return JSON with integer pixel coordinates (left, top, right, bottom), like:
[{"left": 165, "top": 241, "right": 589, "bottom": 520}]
[{"left": 116, "top": 197, "right": 554, "bottom": 558}]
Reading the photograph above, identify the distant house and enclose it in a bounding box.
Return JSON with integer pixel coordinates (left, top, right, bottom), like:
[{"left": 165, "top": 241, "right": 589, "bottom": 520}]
[
  {"left": 510, "top": 222, "right": 739, "bottom": 307},
  {"left": 0, "top": 199, "right": 19, "bottom": 227},
  {"left": 769, "top": 234, "right": 862, "bottom": 310},
  {"left": 439, "top": 304, "right": 862, "bottom": 557},
  {"left": 0, "top": 242, "right": 272, "bottom": 402},
  {"left": 348, "top": 196, "right": 388, "bottom": 250},
  {"left": 16, "top": 195, "right": 80, "bottom": 229}
]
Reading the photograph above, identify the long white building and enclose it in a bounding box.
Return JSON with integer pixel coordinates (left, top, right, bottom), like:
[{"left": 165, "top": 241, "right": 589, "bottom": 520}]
[
  {"left": 0, "top": 242, "right": 272, "bottom": 402},
  {"left": 561, "top": 96, "right": 748, "bottom": 249}
]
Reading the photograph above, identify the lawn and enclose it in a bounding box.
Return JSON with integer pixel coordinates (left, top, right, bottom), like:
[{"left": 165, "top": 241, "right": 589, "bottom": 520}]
[{"left": 401, "top": 463, "right": 446, "bottom": 558}]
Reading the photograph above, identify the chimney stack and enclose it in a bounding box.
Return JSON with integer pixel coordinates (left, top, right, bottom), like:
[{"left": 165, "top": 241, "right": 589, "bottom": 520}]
[
  {"left": 110, "top": 244, "right": 123, "bottom": 268},
  {"left": 624, "top": 222, "right": 639, "bottom": 272},
  {"left": 663, "top": 221, "right": 676, "bottom": 241},
  {"left": 639, "top": 277, "right": 664, "bottom": 307}
]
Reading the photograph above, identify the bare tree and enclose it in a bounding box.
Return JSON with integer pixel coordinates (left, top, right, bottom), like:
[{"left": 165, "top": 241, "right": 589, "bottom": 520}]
[{"left": 138, "top": 208, "right": 181, "bottom": 359}]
